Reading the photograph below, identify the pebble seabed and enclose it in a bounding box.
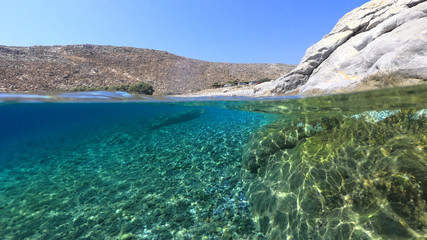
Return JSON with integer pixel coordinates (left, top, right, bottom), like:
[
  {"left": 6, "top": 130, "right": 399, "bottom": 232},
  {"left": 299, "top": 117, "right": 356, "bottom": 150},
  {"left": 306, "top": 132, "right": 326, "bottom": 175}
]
[{"left": 0, "top": 105, "right": 272, "bottom": 239}]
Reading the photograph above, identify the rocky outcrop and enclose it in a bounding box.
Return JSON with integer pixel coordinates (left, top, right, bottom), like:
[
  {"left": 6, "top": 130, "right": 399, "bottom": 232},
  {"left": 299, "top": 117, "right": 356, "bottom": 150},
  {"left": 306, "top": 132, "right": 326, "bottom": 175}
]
[
  {"left": 261, "top": 0, "right": 427, "bottom": 95},
  {"left": 0, "top": 45, "right": 294, "bottom": 95}
]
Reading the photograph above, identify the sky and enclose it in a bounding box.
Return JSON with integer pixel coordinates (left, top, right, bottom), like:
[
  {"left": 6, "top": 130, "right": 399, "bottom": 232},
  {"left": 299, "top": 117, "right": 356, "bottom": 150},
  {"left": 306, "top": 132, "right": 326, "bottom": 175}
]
[{"left": 0, "top": 0, "right": 369, "bottom": 64}]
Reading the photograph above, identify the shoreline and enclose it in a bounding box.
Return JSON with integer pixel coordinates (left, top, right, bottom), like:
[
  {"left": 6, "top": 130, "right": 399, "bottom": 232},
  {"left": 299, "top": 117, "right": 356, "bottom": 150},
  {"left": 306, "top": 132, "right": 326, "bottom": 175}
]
[{"left": 173, "top": 82, "right": 272, "bottom": 97}]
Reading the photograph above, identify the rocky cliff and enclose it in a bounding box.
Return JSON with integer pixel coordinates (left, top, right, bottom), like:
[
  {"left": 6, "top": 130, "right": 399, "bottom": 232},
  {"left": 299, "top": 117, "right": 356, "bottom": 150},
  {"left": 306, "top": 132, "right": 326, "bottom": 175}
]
[
  {"left": 260, "top": 0, "right": 427, "bottom": 95},
  {"left": 0, "top": 45, "right": 294, "bottom": 95}
]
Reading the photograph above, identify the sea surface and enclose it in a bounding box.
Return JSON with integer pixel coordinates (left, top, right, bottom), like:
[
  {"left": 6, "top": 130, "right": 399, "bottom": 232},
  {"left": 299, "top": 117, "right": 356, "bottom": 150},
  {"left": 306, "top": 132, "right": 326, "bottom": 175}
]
[{"left": 0, "top": 86, "right": 426, "bottom": 240}]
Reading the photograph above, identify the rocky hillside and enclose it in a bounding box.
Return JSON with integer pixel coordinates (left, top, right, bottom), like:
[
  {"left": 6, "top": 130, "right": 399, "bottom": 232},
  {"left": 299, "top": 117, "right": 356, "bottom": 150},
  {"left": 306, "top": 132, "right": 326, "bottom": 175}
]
[
  {"left": 258, "top": 0, "right": 427, "bottom": 95},
  {"left": 0, "top": 45, "right": 294, "bottom": 95}
]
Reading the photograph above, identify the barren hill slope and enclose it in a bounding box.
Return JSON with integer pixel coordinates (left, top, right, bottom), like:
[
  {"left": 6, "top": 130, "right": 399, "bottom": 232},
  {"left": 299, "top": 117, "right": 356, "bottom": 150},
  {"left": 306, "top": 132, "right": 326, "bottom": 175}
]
[{"left": 0, "top": 45, "right": 294, "bottom": 95}]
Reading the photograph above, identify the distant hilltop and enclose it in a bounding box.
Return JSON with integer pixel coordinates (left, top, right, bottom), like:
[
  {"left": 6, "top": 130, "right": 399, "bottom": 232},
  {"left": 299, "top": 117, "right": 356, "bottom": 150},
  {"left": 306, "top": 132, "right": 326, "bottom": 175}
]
[{"left": 0, "top": 45, "right": 295, "bottom": 95}]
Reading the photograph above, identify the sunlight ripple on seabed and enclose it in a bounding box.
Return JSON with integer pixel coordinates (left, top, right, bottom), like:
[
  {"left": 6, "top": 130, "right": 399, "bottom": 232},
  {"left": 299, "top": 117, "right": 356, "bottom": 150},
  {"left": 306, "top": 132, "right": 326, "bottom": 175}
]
[{"left": 243, "top": 107, "right": 427, "bottom": 239}]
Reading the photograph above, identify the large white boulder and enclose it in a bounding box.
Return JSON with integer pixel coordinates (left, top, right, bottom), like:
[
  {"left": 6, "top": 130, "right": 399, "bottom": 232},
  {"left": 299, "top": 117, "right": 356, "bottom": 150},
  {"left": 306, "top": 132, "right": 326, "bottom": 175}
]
[{"left": 261, "top": 0, "right": 427, "bottom": 95}]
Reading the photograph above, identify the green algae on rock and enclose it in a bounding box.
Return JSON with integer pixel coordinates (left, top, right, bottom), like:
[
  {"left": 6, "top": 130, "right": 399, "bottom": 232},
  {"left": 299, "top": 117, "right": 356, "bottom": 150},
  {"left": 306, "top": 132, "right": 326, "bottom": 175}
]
[{"left": 242, "top": 109, "right": 427, "bottom": 239}]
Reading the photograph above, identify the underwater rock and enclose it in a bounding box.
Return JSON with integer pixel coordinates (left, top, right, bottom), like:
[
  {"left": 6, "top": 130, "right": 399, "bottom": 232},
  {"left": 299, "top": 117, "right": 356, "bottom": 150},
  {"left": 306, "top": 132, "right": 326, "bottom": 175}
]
[
  {"left": 243, "top": 109, "right": 427, "bottom": 239},
  {"left": 149, "top": 108, "right": 204, "bottom": 130}
]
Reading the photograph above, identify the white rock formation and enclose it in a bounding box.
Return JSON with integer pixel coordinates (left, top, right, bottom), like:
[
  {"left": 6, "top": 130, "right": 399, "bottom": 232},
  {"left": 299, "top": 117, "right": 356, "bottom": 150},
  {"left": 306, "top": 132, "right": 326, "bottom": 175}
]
[{"left": 260, "top": 0, "right": 427, "bottom": 95}]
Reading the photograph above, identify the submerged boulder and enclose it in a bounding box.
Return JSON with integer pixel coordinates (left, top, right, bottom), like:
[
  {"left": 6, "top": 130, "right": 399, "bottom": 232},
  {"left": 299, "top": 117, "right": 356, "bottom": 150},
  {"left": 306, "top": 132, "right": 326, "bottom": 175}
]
[
  {"left": 149, "top": 108, "right": 204, "bottom": 130},
  {"left": 259, "top": 0, "right": 427, "bottom": 95},
  {"left": 243, "top": 110, "right": 427, "bottom": 239}
]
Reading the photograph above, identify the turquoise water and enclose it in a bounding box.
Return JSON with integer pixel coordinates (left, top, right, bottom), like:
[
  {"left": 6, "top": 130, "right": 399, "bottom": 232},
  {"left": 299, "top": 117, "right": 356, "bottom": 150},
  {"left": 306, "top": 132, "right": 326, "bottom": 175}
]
[{"left": 0, "top": 86, "right": 426, "bottom": 239}]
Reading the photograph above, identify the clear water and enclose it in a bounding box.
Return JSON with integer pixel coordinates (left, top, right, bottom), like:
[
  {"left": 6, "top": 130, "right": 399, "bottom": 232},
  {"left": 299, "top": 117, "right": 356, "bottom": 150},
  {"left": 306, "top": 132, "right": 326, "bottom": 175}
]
[{"left": 0, "top": 85, "right": 426, "bottom": 240}]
